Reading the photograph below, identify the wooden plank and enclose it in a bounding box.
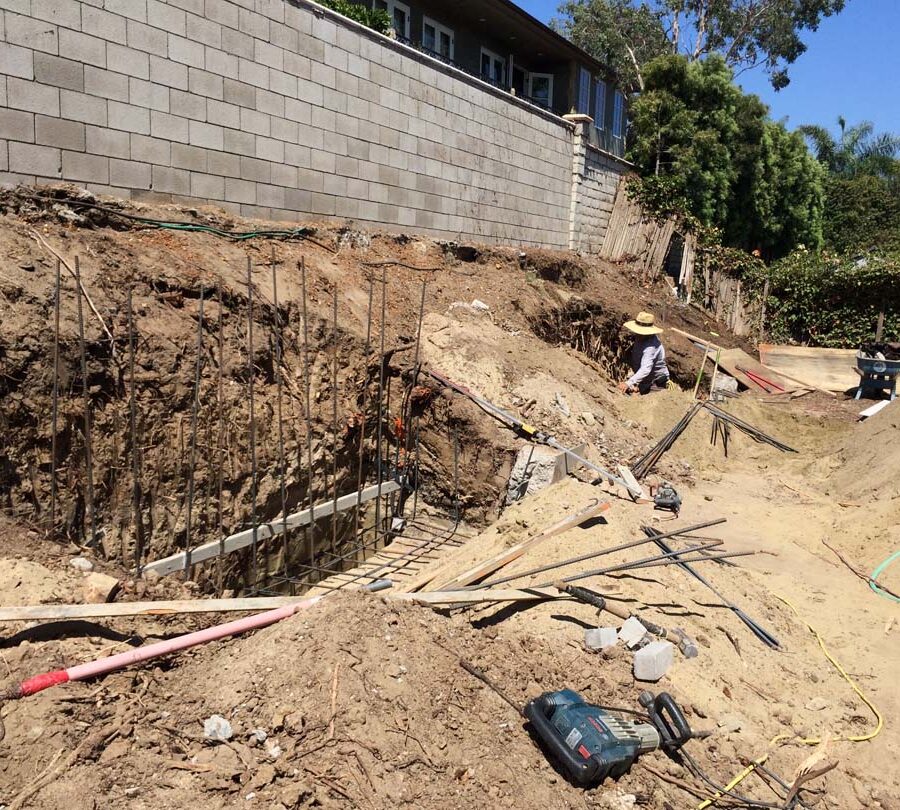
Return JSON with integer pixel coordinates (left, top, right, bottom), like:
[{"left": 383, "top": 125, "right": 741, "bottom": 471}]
[
  {"left": 758, "top": 344, "right": 857, "bottom": 392},
  {"left": 669, "top": 327, "right": 724, "bottom": 352},
  {"left": 715, "top": 348, "right": 795, "bottom": 392},
  {"left": 428, "top": 499, "right": 611, "bottom": 592},
  {"left": 394, "top": 587, "right": 564, "bottom": 606},
  {"left": 0, "top": 597, "right": 309, "bottom": 622},
  {"left": 142, "top": 481, "right": 400, "bottom": 577}
]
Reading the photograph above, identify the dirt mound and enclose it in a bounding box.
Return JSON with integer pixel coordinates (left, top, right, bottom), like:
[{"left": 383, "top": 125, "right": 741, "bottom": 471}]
[{"left": 825, "top": 403, "right": 900, "bottom": 500}]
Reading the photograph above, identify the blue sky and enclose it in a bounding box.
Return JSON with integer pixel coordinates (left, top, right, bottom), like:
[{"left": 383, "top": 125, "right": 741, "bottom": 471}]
[{"left": 519, "top": 0, "right": 900, "bottom": 135}]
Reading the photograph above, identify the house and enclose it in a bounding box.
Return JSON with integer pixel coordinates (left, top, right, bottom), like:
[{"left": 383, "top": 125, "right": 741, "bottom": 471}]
[{"left": 353, "top": 0, "right": 628, "bottom": 156}]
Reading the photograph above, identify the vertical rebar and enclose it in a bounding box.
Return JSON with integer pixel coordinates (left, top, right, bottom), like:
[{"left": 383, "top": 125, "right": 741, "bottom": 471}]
[
  {"left": 373, "top": 267, "right": 387, "bottom": 548},
  {"left": 184, "top": 286, "right": 204, "bottom": 577},
  {"left": 403, "top": 281, "right": 427, "bottom": 520},
  {"left": 74, "top": 257, "right": 97, "bottom": 548},
  {"left": 127, "top": 287, "right": 144, "bottom": 575},
  {"left": 247, "top": 256, "right": 259, "bottom": 588},
  {"left": 271, "top": 248, "right": 290, "bottom": 588},
  {"left": 353, "top": 278, "right": 375, "bottom": 543},
  {"left": 300, "top": 258, "right": 316, "bottom": 583},
  {"left": 49, "top": 258, "right": 61, "bottom": 536},
  {"left": 216, "top": 282, "right": 226, "bottom": 594},
  {"left": 330, "top": 285, "right": 339, "bottom": 559}
]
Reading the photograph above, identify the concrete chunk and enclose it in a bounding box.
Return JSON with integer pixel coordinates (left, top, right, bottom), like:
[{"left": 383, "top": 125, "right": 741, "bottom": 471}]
[
  {"left": 584, "top": 627, "right": 618, "bottom": 651},
  {"left": 618, "top": 616, "right": 648, "bottom": 648},
  {"left": 633, "top": 640, "right": 674, "bottom": 682}
]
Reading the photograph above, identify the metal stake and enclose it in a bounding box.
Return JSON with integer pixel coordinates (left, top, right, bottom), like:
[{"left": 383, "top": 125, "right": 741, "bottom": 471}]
[
  {"left": 330, "top": 285, "right": 339, "bottom": 559},
  {"left": 184, "top": 286, "right": 204, "bottom": 576},
  {"left": 271, "top": 248, "right": 290, "bottom": 587},
  {"left": 49, "top": 258, "right": 61, "bottom": 536},
  {"left": 353, "top": 278, "right": 375, "bottom": 543},
  {"left": 373, "top": 268, "right": 387, "bottom": 549},
  {"left": 247, "top": 256, "right": 259, "bottom": 588},
  {"left": 216, "top": 282, "right": 226, "bottom": 594},
  {"left": 300, "top": 257, "right": 317, "bottom": 583},
  {"left": 127, "top": 287, "right": 145, "bottom": 575}
]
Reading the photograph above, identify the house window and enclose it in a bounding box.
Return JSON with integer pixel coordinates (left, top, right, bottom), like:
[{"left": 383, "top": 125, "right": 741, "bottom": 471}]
[
  {"left": 528, "top": 73, "right": 554, "bottom": 108},
  {"left": 594, "top": 80, "right": 607, "bottom": 131},
  {"left": 577, "top": 67, "right": 591, "bottom": 114},
  {"left": 423, "top": 17, "right": 454, "bottom": 60},
  {"left": 480, "top": 47, "right": 506, "bottom": 86},
  {"left": 374, "top": 0, "right": 410, "bottom": 39},
  {"left": 613, "top": 89, "right": 626, "bottom": 140}
]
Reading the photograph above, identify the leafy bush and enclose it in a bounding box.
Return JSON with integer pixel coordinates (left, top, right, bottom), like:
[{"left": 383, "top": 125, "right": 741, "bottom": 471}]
[
  {"left": 823, "top": 175, "right": 900, "bottom": 254},
  {"left": 758, "top": 251, "right": 900, "bottom": 347},
  {"left": 317, "top": 0, "right": 391, "bottom": 34}
]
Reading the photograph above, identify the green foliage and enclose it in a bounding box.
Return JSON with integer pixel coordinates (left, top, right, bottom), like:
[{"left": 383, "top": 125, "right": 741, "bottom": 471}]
[
  {"left": 317, "top": 1, "right": 391, "bottom": 34},
  {"left": 757, "top": 251, "right": 900, "bottom": 347},
  {"left": 800, "top": 117, "right": 900, "bottom": 181},
  {"left": 552, "top": 0, "right": 846, "bottom": 91},
  {"left": 627, "top": 54, "right": 823, "bottom": 257},
  {"left": 823, "top": 176, "right": 900, "bottom": 254}
]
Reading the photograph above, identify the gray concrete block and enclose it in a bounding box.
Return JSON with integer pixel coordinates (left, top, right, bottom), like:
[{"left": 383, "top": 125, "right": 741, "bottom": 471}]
[
  {"left": 186, "top": 13, "right": 222, "bottom": 49},
  {"left": 270, "top": 21, "right": 299, "bottom": 53},
  {"left": 5, "top": 12, "right": 59, "bottom": 55},
  {"left": 238, "top": 8, "right": 269, "bottom": 40},
  {"left": 221, "top": 27, "right": 254, "bottom": 60},
  {"left": 254, "top": 40, "right": 283, "bottom": 72},
  {"left": 170, "top": 88, "right": 206, "bottom": 119},
  {"left": 147, "top": 0, "right": 186, "bottom": 37},
  {"left": 204, "top": 0, "right": 239, "bottom": 29},
  {"left": 190, "top": 171, "right": 224, "bottom": 199},
  {"left": 130, "top": 133, "right": 171, "bottom": 165},
  {"left": 206, "top": 99, "right": 240, "bottom": 129},
  {"left": 0, "top": 108, "right": 34, "bottom": 142},
  {"left": 240, "top": 107, "right": 270, "bottom": 137},
  {"left": 204, "top": 46, "right": 238, "bottom": 81},
  {"left": 149, "top": 54, "right": 188, "bottom": 90},
  {"left": 0, "top": 141, "right": 7, "bottom": 173},
  {"left": 189, "top": 120, "right": 223, "bottom": 150},
  {"left": 82, "top": 7, "right": 127, "bottom": 45},
  {"left": 284, "top": 98, "right": 311, "bottom": 126},
  {"left": 128, "top": 77, "right": 169, "bottom": 112},
  {"left": 0, "top": 42, "right": 34, "bottom": 80},
  {"left": 31, "top": 0, "right": 82, "bottom": 30},
  {"left": 168, "top": 34, "right": 205, "bottom": 69},
  {"left": 207, "top": 149, "right": 240, "bottom": 178},
  {"left": 110, "top": 158, "right": 151, "bottom": 189},
  {"left": 283, "top": 3, "right": 313, "bottom": 36},
  {"left": 59, "top": 30, "right": 108, "bottom": 69},
  {"left": 167, "top": 0, "right": 204, "bottom": 14},
  {"left": 223, "top": 78, "right": 256, "bottom": 109},
  {"left": 269, "top": 70, "right": 297, "bottom": 100},
  {"left": 283, "top": 142, "right": 310, "bottom": 168},
  {"left": 108, "top": 100, "right": 150, "bottom": 135},
  {"left": 296, "top": 77, "right": 324, "bottom": 108},
  {"left": 8, "top": 78, "right": 60, "bottom": 116},
  {"left": 270, "top": 162, "right": 298, "bottom": 187},
  {"left": 188, "top": 67, "right": 224, "bottom": 100},
  {"left": 35, "top": 115, "right": 85, "bottom": 151},
  {"left": 256, "top": 182, "right": 285, "bottom": 209},
  {"left": 255, "top": 135, "right": 283, "bottom": 163},
  {"left": 270, "top": 115, "right": 298, "bottom": 144},
  {"left": 239, "top": 155, "right": 270, "bottom": 183},
  {"left": 295, "top": 167, "right": 323, "bottom": 193},
  {"left": 85, "top": 66, "right": 129, "bottom": 102},
  {"left": 60, "top": 90, "right": 107, "bottom": 126},
  {"left": 62, "top": 150, "right": 110, "bottom": 183},
  {"left": 86, "top": 125, "right": 131, "bottom": 158},
  {"left": 223, "top": 128, "right": 255, "bottom": 157},
  {"left": 107, "top": 43, "right": 151, "bottom": 80},
  {"left": 310, "top": 149, "right": 335, "bottom": 174},
  {"left": 172, "top": 142, "right": 207, "bottom": 171},
  {"left": 150, "top": 111, "right": 188, "bottom": 142},
  {"left": 225, "top": 176, "right": 255, "bottom": 204},
  {"left": 310, "top": 61, "right": 335, "bottom": 90},
  {"left": 104, "top": 0, "right": 148, "bottom": 23},
  {"left": 284, "top": 51, "right": 311, "bottom": 81},
  {"left": 238, "top": 56, "right": 268, "bottom": 90},
  {"left": 151, "top": 164, "right": 189, "bottom": 194},
  {"left": 9, "top": 141, "right": 60, "bottom": 176}
]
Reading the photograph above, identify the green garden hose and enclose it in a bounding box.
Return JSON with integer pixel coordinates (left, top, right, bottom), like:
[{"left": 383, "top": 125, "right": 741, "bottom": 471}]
[{"left": 870, "top": 550, "right": 900, "bottom": 603}]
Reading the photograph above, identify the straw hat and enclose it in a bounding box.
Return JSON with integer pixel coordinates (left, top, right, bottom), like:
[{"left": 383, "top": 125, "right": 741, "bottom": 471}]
[{"left": 624, "top": 311, "right": 664, "bottom": 336}]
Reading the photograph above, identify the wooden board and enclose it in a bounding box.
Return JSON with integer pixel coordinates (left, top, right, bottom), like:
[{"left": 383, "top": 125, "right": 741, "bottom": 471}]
[
  {"left": 759, "top": 344, "right": 858, "bottom": 392},
  {"left": 393, "top": 587, "right": 564, "bottom": 606},
  {"left": 715, "top": 348, "right": 795, "bottom": 392}
]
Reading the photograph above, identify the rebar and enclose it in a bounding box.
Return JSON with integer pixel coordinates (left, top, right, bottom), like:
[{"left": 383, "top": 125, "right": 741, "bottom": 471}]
[
  {"left": 127, "top": 287, "right": 145, "bottom": 575},
  {"left": 216, "top": 282, "right": 226, "bottom": 594},
  {"left": 701, "top": 402, "right": 796, "bottom": 452},
  {"left": 183, "top": 286, "right": 204, "bottom": 576},
  {"left": 271, "top": 248, "right": 290, "bottom": 592},
  {"left": 49, "top": 258, "right": 61, "bottom": 536},
  {"left": 353, "top": 278, "right": 375, "bottom": 542},
  {"left": 330, "top": 284, "right": 339, "bottom": 559},
  {"left": 74, "top": 257, "right": 97, "bottom": 548},
  {"left": 373, "top": 268, "right": 387, "bottom": 550},
  {"left": 246, "top": 256, "right": 259, "bottom": 587},
  {"left": 299, "top": 257, "right": 318, "bottom": 583},
  {"left": 632, "top": 401, "right": 703, "bottom": 480}
]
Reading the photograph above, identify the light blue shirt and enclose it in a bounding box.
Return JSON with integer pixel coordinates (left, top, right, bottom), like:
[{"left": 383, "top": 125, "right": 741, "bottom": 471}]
[{"left": 627, "top": 336, "right": 669, "bottom": 387}]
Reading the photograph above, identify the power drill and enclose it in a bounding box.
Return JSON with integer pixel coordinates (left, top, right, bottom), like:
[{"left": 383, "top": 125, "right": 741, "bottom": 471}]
[{"left": 524, "top": 689, "right": 692, "bottom": 787}]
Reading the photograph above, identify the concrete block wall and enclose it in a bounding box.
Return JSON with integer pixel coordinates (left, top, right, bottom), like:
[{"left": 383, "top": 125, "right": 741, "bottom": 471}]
[{"left": 0, "top": 0, "right": 587, "bottom": 247}]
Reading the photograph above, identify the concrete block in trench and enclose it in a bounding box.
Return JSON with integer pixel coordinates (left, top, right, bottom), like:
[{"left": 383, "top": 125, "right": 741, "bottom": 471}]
[{"left": 505, "top": 442, "right": 585, "bottom": 504}]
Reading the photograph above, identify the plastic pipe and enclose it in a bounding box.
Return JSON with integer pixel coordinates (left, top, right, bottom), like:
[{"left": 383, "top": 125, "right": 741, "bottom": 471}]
[{"left": 10, "top": 596, "right": 322, "bottom": 699}]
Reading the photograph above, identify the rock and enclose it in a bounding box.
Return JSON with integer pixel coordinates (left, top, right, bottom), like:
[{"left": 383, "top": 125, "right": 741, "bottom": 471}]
[
  {"left": 124, "top": 787, "right": 140, "bottom": 798},
  {"left": 806, "top": 697, "right": 828, "bottom": 711},
  {"left": 248, "top": 728, "right": 268, "bottom": 746},
  {"left": 584, "top": 627, "right": 618, "bottom": 651},
  {"left": 553, "top": 392, "right": 571, "bottom": 417},
  {"left": 82, "top": 572, "right": 119, "bottom": 603},
  {"left": 618, "top": 617, "right": 648, "bottom": 649},
  {"left": 633, "top": 640, "right": 675, "bottom": 682},
  {"left": 247, "top": 764, "right": 276, "bottom": 792},
  {"left": 505, "top": 444, "right": 566, "bottom": 504},
  {"left": 280, "top": 782, "right": 313, "bottom": 808},
  {"left": 717, "top": 714, "right": 746, "bottom": 733},
  {"left": 69, "top": 556, "right": 94, "bottom": 572},
  {"left": 203, "top": 714, "right": 234, "bottom": 742},
  {"left": 143, "top": 569, "right": 161, "bottom": 585},
  {"left": 471, "top": 299, "right": 490, "bottom": 311},
  {"left": 580, "top": 411, "right": 596, "bottom": 427}
]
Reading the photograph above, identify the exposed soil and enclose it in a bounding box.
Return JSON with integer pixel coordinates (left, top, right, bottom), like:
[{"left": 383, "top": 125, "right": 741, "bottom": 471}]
[{"left": 0, "top": 186, "right": 897, "bottom": 810}]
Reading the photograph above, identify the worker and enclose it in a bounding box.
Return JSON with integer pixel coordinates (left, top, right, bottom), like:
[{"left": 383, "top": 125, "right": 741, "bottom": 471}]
[{"left": 618, "top": 311, "right": 670, "bottom": 394}]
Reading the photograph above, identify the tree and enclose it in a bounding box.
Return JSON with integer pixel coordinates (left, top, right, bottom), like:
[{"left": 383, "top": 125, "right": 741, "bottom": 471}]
[
  {"left": 799, "top": 117, "right": 900, "bottom": 181},
  {"left": 628, "top": 54, "right": 824, "bottom": 256},
  {"left": 554, "top": 0, "right": 847, "bottom": 90}
]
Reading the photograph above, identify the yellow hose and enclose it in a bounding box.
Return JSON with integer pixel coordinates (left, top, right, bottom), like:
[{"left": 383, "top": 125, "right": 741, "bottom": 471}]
[{"left": 693, "top": 594, "right": 883, "bottom": 808}]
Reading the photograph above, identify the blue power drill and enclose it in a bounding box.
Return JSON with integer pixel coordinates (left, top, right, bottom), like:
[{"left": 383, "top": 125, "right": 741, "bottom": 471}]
[{"left": 524, "top": 689, "right": 692, "bottom": 787}]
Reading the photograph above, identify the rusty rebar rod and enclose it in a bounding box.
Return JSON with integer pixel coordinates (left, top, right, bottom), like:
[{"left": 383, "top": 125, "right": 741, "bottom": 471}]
[
  {"left": 127, "top": 286, "right": 145, "bottom": 575},
  {"left": 184, "top": 286, "right": 204, "bottom": 576},
  {"left": 74, "top": 257, "right": 97, "bottom": 548},
  {"left": 49, "top": 258, "right": 61, "bottom": 536}
]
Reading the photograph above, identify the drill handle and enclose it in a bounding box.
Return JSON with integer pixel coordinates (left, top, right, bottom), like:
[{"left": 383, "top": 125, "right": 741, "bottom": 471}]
[
  {"left": 642, "top": 692, "right": 693, "bottom": 753},
  {"left": 557, "top": 584, "right": 606, "bottom": 612}
]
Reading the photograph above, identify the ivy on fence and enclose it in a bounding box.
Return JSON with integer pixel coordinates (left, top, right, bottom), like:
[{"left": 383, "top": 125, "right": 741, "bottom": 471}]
[{"left": 317, "top": 1, "right": 391, "bottom": 34}]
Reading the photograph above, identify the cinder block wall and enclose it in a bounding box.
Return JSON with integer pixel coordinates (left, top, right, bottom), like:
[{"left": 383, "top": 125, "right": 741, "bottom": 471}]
[
  {"left": 0, "top": 0, "right": 598, "bottom": 247},
  {"left": 571, "top": 144, "right": 624, "bottom": 253}
]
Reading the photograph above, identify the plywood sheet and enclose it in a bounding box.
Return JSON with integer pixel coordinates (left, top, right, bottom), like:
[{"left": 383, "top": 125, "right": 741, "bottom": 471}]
[{"left": 759, "top": 344, "right": 857, "bottom": 392}]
